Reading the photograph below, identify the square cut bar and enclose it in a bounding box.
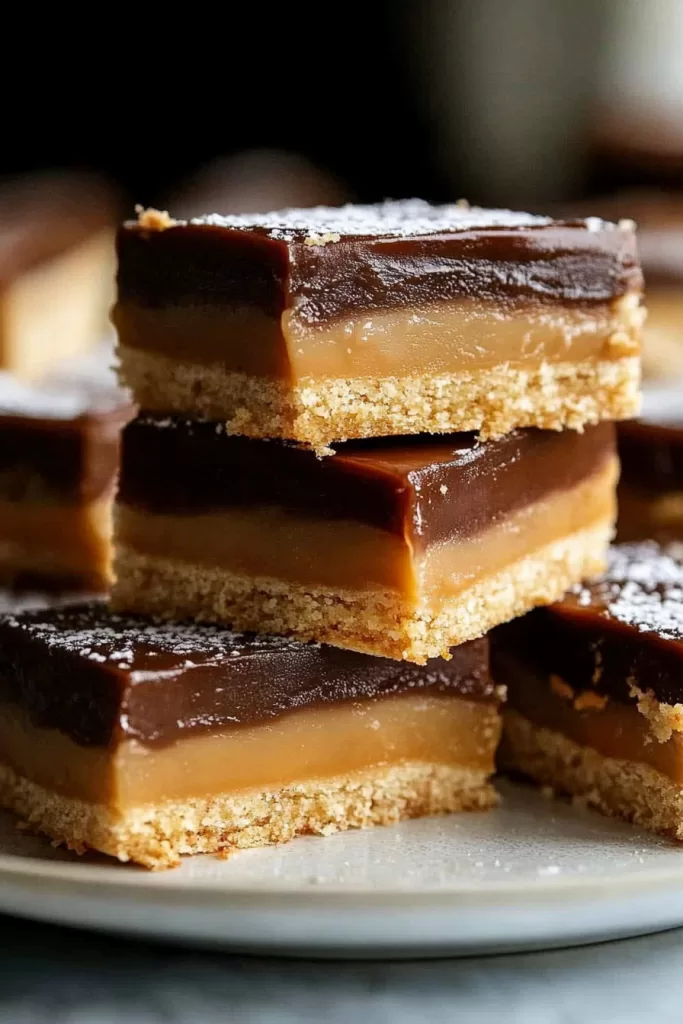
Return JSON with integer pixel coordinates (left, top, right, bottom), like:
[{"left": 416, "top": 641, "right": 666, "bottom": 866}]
[
  {"left": 113, "top": 202, "right": 643, "bottom": 447},
  {"left": 0, "top": 173, "right": 118, "bottom": 378},
  {"left": 112, "top": 416, "right": 618, "bottom": 662},
  {"left": 494, "top": 542, "right": 683, "bottom": 840},
  {"left": 0, "top": 366, "right": 134, "bottom": 591},
  {"left": 617, "top": 390, "right": 683, "bottom": 542},
  {"left": 0, "top": 605, "right": 501, "bottom": 869}
]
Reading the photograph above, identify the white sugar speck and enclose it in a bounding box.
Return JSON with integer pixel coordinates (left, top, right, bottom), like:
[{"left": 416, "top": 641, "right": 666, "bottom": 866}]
[
  {"left": 189, "top": 199, "right": 565, "bottom": 241},
  {"left": 571, "top": 542, "right": 683, "bottom": 640}
]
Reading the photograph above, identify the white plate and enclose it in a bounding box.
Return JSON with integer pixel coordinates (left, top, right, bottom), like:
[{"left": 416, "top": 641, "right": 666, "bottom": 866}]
[{"left": 1, "top": 780, "right": 683, "bottom": 958}]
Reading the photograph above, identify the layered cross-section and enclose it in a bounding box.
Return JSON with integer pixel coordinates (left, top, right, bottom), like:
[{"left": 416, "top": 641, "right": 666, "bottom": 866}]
[
  {"left": 0, "top": 369, "right": 134, "bottom": 591},
  {"left": 0, "top": 605, "right": 501, "bottom": 868},
  {"left": 114, "top": 202, "right": 643, "bottom": 447},
  {"left": 494, "top": 543, "right": 683, "bottom": 839},
  {"left": 618, "top": 392, "right": 683, "bottom": 542},
  {"left": 112, "top": 417, "right": 618, "bottom": 662}
]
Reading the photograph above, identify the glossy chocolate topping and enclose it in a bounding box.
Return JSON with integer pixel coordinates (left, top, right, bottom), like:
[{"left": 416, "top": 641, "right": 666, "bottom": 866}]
[
  {"left": 116, "top": 200, "right": 642, "bottom": 325},
  {"left": 0, "top": 604, "right": 495, "bottom": 749},
  {"left": 493, "top": 542, "right": 683, "bottom": 707},
  {"left": 119, "top": 417, "right": 616, "bottom": 548},
  {"left": 0, "top": 371, "right": 134, "bottom": 502},
  {"left": 619, "top": 392, "right": 683, "bottom": 493},
  {"left": 563, "top": 192, "right": 683, "bottom": 286}
]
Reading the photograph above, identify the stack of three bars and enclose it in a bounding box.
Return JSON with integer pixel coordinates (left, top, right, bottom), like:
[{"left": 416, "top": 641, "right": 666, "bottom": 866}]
[{"left": 0, "top": 201, "right": 642, "bottom": 867}]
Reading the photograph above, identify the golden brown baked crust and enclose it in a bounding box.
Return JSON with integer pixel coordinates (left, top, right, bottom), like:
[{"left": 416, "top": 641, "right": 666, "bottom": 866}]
[
  {"left": 116, "top": 347, "right": 641, "bottom": 446},
  {"left": 112, "top": 520, "right": 611, "bottom": 662},
  {"left": 501, "top": 709, "right": 683, "bottom": 840},
  {"left": 0, "top": 760, "right": 497, "bottom": 870}
]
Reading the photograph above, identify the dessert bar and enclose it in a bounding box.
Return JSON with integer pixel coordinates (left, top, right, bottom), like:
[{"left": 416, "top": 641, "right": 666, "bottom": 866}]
[
  {"left": 114, "top": 202, "right": 643, "bottom": 447},
  {"left": 631, "top": 197, "right": 683, "bottom": 379},
  {"left": 0, "top": 367, "right": 133, "bottom": 591},
  {"left": 618, "top": 391, "right": 683, "bottom": 542},
  {"left": 564, "top": 193, "right": 683, "bottom": 379},
  {"left": 0, "top": 173, "right": 117, "bottom": 378},
  {"left": 0, "top": 605, "right": 501, "bottom": 868},
  {"left": 112, "top": 417, "right": 618, "bottom": 662},
  {"left": 494, "top": 542, "right": 683, "bottom": 839}
]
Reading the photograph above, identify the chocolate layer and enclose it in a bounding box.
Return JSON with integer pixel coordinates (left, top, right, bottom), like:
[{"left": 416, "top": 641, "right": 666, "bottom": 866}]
[
  {"left": 619, "top": 414, "right": 683, "bottom": 494},
  {"left": 0, "top": 372, "right": 134, "bottom": 502},
  {"left": 0, "top": 605, "right": 494, "bottom": 749},
  {"left": 562, "top": 192, "right": 683, "bottom": 287},
  {"left": 492, "top": 542, "right": 683, "bottom": 708},
  {"left": 119, "top": 417, "right": 616, "bottom": 549},
  {"left": 116, "top": 202, "right": 641, "bottom": 325}
]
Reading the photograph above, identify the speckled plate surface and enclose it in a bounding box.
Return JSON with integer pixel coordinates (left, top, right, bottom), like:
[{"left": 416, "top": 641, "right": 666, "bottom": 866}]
[{"left": 0, "top": 780, "right": 683, "bottom": 958}]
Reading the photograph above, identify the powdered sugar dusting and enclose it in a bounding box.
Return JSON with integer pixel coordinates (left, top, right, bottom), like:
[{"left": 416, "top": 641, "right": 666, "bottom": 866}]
[
  {"left": 0, "top": 604, "right": 312, "bottom": 678},
  {"left": 189, "top": 199, "right": 567, "bottom": 242},
  {"left": 571, "top": 542, "right": 683, "bottom": 641},
  {"left": 0, "top": 344, "right": 129, "bottom": 420}
]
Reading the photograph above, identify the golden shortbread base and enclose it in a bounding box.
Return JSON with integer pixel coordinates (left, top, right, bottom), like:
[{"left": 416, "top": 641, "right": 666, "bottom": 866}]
[
  {"left": 117, "top": 347, "right": 640, "bottom": 446},
  {"left": 501, "top": 709, "right": 683, "bottom": 841},
  {"left": 112, "top": 519, "right": 611, "bottom": 662},
  {"left": 0, "top": 760, "right": 497, "bottom": 870}
]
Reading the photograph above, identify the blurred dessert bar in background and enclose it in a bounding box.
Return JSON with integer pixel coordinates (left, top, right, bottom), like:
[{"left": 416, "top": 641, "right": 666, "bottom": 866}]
[
  {"left": 0, "top": 353, "right": 133, "bottom": 592},
  {"left": 494, "top": 543, "right": 683, "bottom": 840},
  {"left": 0, "top": 172, "right": 118, "bottom": 378},
  {"left": 0, "top": 607, "right": 501, "bottom": 868},
  {"left": 114, "top": 202, "right": 643, "bottom": 448},
  {"left": 635, "top": 197, "right": 683, "bottom": 379},
  {"left": 566, "top": 193, "right": 683, "bottom": 380},
  {"left": 112, "top": 417, "right": 617, "bottom": 663},
  {"left": 617, "top": 389, "right": 683, "bottom": 542}
]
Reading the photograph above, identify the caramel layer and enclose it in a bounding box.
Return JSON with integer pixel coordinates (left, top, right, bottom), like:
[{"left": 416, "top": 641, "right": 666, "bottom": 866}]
[
  {"left": 503, "top": 664, "right": 683, "bottom": 786},
  {"left": 0, "top": 694, "right": 500, "bottom": 809},
  {"left": 115, "top": 295, "right": 639, "bottom": 382},
  {"left": 116, "top": 458, "right": 617, "bottom": 601},
  {"left": 0, "top": 495, "right": 112, "bottom": 581}
]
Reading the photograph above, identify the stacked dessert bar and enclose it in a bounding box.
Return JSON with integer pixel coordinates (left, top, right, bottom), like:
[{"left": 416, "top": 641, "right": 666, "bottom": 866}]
[
  {"left": 617, "top": 391, "right": 683, "bottom": 542},
  {"left": 494, "top": 542, "right": 683, "bottom": 839},
  {"left": 0, "top": 201, "right": 643, "bottom": 868}
]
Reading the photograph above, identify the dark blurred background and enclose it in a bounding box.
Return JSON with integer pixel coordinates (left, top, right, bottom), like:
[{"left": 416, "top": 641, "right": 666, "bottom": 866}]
[{"left": 6, "top": 0, "right": 683, "bottom": 211}]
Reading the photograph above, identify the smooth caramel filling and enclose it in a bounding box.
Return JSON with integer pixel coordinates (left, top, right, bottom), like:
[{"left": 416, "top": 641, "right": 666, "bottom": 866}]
[
  {"left": 115, "top": 458, "right": 617, "bottom": 603},
  {"left": 0, "top": 695, "right": 500, "bottom": 809},
  {"left": 506, "top": 667, "right": 683, "bottom": 786},
  {"left": 419, "top": 459, "right": 617, "bottom": 596},
  {"left": 114, "top": 295, "right": 640, "bottom": 382},
  {"left": 0, "top": 495, "right": 112, "bottom": 578}
]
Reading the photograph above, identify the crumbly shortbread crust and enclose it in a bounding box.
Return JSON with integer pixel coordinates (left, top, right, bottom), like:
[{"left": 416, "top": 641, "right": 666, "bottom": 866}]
[
  {"left": 501, "top": 709, "right": 683, "bottom": 841},
  {"left": 116, "top": 348, "right": 640, "bottom": 446},
  {"left": 112, "top": 520, "right": 611, "bottom": 663},
  {"left": 0, "top": 760, "right": 497, "bottom": 870}
]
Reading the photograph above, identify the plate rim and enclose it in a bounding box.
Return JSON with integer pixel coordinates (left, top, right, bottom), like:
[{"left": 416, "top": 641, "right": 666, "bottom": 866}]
[{"left": 0, "top": 845, "right": 683, "bottom": 907}]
